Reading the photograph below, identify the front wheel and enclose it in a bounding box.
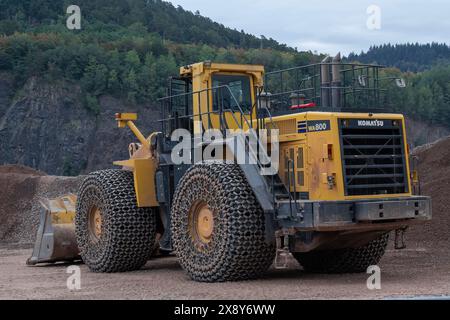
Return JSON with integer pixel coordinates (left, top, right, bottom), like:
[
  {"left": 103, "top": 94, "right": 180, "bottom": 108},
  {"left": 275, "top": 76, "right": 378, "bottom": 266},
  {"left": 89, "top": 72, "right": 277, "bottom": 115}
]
[
  {"left": 171, "top": 163, "right": 275, "bottom": 282},
  {"left": 75, "top": 170, "right": 157, "bottom": 273}
]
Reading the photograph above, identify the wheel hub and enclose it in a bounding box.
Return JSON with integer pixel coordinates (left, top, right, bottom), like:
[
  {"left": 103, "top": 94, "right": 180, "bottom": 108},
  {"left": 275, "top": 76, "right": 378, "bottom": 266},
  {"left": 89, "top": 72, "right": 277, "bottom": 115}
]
[
  {"left": 189, "top": 201, "right": 214, "bottom": 245},
  {"left": 89, "top": 206, "right": 102, "bottom": 242}
]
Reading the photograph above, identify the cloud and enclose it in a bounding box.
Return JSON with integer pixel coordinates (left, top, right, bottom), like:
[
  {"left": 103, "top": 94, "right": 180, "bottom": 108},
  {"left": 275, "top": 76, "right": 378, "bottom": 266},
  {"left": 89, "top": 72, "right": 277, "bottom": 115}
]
[{"left": 169, "top": 0, "right": 450, "bottom": 55}]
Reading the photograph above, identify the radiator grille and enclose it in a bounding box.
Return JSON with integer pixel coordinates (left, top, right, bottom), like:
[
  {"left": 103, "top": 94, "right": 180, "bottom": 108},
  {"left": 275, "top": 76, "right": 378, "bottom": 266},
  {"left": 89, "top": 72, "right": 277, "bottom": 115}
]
[{"left": 340, "top": 119, "right": 409, "bottom": 196}]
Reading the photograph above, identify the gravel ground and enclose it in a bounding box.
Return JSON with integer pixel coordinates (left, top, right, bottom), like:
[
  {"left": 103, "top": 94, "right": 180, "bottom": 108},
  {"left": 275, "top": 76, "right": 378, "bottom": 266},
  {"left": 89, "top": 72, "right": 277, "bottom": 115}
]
[{"left": 0, "top": 240, "right": 449, "bottom": 300}]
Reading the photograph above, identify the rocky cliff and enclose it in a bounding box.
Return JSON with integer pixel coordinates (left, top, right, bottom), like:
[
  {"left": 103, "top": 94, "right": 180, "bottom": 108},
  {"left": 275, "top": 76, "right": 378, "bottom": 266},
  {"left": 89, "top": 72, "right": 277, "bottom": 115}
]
[{"left": 0, "top": 76, "right": 161, "bottom": 175}]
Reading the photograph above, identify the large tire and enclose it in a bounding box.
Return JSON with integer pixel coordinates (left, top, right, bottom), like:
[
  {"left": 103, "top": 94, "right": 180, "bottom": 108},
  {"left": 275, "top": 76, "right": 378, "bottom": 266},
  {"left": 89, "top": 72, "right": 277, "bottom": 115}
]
[
  {"left": 75, "top": 169, "right": 156, "bottom": 273},
  {"left": 171, "top": 163, "right": 275, "bottom": 282},
  {"left": 293, "top": 233, "right": 389, "bottom": 274}
]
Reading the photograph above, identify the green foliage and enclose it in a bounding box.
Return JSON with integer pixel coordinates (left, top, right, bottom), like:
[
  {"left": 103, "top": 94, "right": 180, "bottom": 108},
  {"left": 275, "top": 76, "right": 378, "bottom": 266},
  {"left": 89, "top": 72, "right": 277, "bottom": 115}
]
[
  {"left": 124, "top": 69, "right": 139, "bottom": 103},
  {"left": 385, "top": 65, "right": 450, "bottom": 126},
  {"left": 0, "top": 0, "right": 448, "bottom": 129},
  {"left": 348, "top": 43, "right": 450, "bottom": 72},
  {"left": 85, "top": 93, "right": 100, "bottom": 115},
  {"left": 82, "top": 56, "right": 108, "bottom": 95},
  {"left": 0, "top": 19, "right": 316, "bottom": 106},
  {"left": 0, "top": 0, "right": 294, "bottom": 52},
  {"left": 0, "top": 19, "right": 22, "bottom": 35}
]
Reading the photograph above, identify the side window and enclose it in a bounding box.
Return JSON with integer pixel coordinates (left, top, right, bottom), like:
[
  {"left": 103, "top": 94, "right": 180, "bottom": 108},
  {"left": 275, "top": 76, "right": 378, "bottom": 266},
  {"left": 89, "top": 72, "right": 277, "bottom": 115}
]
[{"left": 212, "top": 75, "right": 252, "bottom": 112}]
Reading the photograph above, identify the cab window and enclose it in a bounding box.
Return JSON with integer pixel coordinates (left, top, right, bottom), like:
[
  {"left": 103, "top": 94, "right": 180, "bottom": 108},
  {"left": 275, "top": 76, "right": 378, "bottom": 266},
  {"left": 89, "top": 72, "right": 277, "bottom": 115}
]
[{"left": 212, "top": 74, "right": 252, "bottom": 112}]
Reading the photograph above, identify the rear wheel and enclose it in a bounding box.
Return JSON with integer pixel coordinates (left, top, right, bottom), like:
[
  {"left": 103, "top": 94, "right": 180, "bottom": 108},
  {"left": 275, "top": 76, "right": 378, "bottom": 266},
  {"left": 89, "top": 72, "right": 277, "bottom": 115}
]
[
  {"left": 171, "top": 163, "right": 275, "bottom": 282},
  {"left": 75, "top": 169, "right": 156, "bottom": 272},
  {"left": 293, "top": 233, "right": 389, "bottom": 273}
]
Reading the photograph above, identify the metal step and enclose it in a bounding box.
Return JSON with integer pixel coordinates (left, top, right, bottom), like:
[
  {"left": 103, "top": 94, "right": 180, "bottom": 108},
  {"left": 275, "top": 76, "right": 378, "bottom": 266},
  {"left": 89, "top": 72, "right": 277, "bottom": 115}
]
[
  {"left": 342, "top": 134, "right": 402, "bottom": 139},
  {"left": 343, "top": 145, "right": 402, "bottom": 150},
  {"left": 345, "top": 164, "right": 404, "bottom": 169},
  {"left": 344, "top": 154, "right": 403, "bottom": 159},
  {"left": 347, "top": 173, "right": 404, "bottom": 179},
  {"left": 347, "top": 182, "right": 405, "bottom": 189}
]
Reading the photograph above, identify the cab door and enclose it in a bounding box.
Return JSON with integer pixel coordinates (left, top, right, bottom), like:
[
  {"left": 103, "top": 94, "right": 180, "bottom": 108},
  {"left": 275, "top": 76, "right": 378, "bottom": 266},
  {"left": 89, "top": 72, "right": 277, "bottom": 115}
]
[{"left": 208, "top": 73, "right": 256, "bottom": 132}]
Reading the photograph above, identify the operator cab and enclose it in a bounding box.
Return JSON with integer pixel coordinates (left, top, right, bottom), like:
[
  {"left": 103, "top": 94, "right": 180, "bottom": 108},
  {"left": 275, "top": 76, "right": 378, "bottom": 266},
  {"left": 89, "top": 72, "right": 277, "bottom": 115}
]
[{"left": 160, "top": 62, "right": 264, "bottom": 136}]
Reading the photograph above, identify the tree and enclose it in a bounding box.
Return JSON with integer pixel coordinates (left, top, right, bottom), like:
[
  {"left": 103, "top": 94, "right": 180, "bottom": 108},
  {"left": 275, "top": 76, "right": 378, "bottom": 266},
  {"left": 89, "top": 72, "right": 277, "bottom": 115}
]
[
  {"left": 107, "top": 69, "right": 120, "bottom": 94},
  {"left": 82, "top": 56, "right": 108, "bottom": 96},
  {"left": 124, "top": 50, "right": 141, "bottom": 69},
  {"left": 125, "top": 69, "right": 139, "bottom": 103},
  {"left": 0, "top": 19, "right": 21, "bottom": 35},
  {"left": 85, "top": 94, "right": 100, "bottom": 115},
  {"left": 138, "top": 53, "right": 157, "bottom": 100}
]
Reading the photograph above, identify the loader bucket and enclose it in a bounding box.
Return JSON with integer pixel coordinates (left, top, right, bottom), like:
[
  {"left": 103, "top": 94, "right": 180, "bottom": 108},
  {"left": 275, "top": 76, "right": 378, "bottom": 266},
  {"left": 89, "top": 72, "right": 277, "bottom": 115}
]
[{"left": 27, "top": 195, "right": 81, "bottom": 265}]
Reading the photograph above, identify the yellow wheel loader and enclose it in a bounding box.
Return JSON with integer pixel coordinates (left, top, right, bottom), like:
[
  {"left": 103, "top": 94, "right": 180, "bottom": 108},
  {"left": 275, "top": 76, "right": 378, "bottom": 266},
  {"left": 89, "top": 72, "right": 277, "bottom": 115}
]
[{"left": 29, "top": 57, "right": 431, "bottom": 282}]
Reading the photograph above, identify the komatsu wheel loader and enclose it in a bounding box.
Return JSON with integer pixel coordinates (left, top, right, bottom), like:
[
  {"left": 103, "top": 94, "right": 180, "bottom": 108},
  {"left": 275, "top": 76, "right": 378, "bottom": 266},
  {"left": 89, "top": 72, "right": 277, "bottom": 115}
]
[{"left": 28, "top": 55, "right": 432, "bottom": 282}]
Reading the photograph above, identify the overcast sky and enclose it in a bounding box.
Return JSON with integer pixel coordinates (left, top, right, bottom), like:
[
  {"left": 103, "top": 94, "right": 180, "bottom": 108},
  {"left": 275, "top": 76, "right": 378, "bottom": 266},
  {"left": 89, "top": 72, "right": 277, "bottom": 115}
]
[{"left": 169, "top": 0, "right": 450, "bottom": 55}]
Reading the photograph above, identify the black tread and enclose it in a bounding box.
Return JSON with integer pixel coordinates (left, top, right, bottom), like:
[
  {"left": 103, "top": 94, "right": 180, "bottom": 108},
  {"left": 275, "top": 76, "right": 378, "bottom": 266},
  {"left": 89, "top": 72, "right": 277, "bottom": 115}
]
[
  {"left": 171, "top": 163, "right": 275, "bottom": 282},
  {"left": 75, "top": 169, "right": 156, "bottom": 273},
  {"left": 293, "top": 233, "right": 389, "bottom": 274}
]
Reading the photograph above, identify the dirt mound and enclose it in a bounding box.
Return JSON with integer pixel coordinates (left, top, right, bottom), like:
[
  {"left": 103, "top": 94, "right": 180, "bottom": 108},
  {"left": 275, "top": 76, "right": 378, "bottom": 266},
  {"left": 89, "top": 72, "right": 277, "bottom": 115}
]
[
  {"left": 0, "top": 165, "right": 83, "bottom": 244},
  {"left": 408, "top": 137, "right": 450, "bottom": 244}
]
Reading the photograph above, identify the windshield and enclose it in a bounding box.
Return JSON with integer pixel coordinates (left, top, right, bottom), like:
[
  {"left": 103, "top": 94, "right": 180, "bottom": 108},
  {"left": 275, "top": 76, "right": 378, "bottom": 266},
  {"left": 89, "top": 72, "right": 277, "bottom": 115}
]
[{"left": 212, "top": 74, "right": 252, "bottom": 113}]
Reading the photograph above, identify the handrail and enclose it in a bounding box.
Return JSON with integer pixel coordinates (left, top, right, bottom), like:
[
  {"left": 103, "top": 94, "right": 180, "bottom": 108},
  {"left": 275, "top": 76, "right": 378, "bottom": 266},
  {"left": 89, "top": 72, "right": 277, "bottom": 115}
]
[
  {"left": 259, "top": 104, "right": 278, "bottom": 131},
  {"left": 159, "top": 84, "right": 273, "bottom": 171},
  {"left": 265, "top": 62, "right": 385, "bottom": 76},
  {"left": 263, "top": 61, "right": 392, "bottom": 112},
  {"left": 160, "top": 80, "right": 300, "bottom": 208}
]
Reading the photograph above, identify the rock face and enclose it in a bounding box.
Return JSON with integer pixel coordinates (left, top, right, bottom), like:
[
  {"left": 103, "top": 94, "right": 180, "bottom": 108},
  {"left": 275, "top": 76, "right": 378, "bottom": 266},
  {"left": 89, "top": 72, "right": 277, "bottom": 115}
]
[
  {"left": 0, "top": 73, "right": 13, "bottom": 119},
  {"left": 0, "top": 77, "right": 161, "bottom": 175}
]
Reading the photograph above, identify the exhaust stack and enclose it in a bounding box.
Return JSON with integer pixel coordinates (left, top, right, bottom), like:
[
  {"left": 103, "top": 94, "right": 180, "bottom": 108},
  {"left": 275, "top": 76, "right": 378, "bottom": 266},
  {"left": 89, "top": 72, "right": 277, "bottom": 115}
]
[
  {"left": 331, "top": 53, "right": 342, "bottom": 109},
  {"left": 320, "top": 56, "right": 332, "bottom": 107}
]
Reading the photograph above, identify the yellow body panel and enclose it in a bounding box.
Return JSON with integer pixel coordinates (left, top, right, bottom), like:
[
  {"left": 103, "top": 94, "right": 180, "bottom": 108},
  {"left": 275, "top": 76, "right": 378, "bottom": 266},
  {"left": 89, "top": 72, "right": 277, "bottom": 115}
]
[
  {"left": 272, "top": 111, "right": 412, "bottom": 201},
  {"left": 114, "top": 158, "right": 159, "bottom": 207},
  {"left": 115, "top": 113, "right": 138, "bottom": 122},
  {"left": 114, "top": 113, "right": 159, "bottom": 208}
]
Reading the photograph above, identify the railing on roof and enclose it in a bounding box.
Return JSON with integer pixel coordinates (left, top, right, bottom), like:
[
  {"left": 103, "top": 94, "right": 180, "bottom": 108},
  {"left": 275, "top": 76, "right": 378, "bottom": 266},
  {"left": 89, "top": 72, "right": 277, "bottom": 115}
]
[
  {"left": 263, "top": 61, "right": 401, "bottom": 116},
  {"left": 158, "top": 84, "right": 278, "bottom": 171}
]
